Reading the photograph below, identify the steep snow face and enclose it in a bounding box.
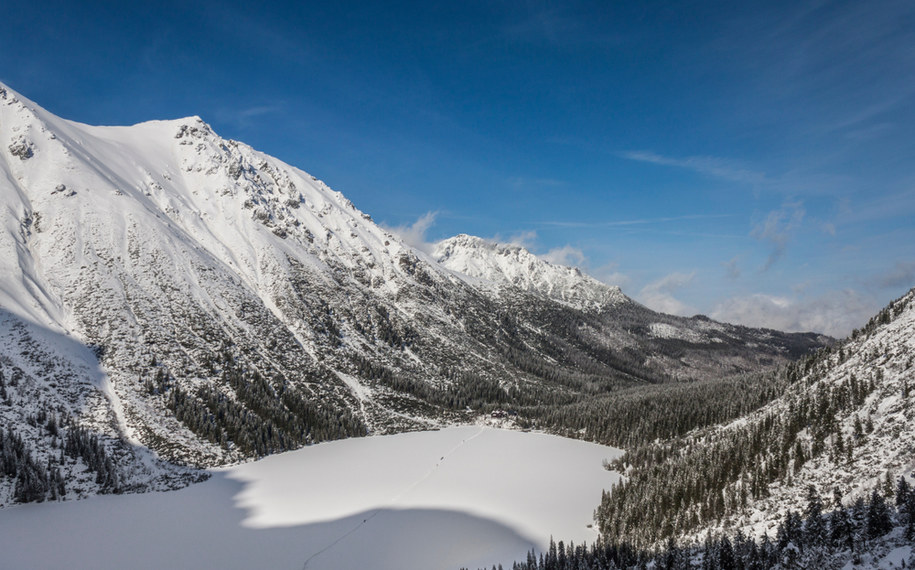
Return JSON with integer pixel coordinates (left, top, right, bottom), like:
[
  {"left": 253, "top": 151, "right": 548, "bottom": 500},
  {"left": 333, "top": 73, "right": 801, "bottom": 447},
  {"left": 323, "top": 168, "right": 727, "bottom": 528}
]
[
  {"left": 0, "top": 81, "right": 461, "bottom": 466},
  {"left": 0, "top": 82, "right": 426, "bottom": 331},
  {"left": 434, "top": 234, "right": 627, "bottom": 311}
]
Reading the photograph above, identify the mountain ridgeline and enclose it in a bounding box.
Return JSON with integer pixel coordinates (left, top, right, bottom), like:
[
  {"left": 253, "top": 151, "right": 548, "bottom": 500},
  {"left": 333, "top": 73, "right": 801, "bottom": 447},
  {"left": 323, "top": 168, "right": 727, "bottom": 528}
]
[{"left": 0, "top": 82, "right": 829, "bottom": 504}]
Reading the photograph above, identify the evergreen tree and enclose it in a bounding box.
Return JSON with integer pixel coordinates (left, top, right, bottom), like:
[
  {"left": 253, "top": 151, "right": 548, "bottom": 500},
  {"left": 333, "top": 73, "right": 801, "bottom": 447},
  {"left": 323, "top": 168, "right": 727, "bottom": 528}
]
[
  {"left": 803, "top": 485, "right": 826, "bottom": 547},
  {"left": 776, "top": 510, "right": 803, "bottom": 551},
  {"left": 865, "top": 490, "right": 893, "bottom": 539},
  {"left": 829, "top": 505, "right": 853, "bottom": 552},
  {"left": 896, "top": 476, "right": 911, "bottom": 510},
  {"left": 717, "top": 536, "right": 736, "bottom": 570},
  {"left": 906, "top": 490, "right": 915, "bottom": 540}
]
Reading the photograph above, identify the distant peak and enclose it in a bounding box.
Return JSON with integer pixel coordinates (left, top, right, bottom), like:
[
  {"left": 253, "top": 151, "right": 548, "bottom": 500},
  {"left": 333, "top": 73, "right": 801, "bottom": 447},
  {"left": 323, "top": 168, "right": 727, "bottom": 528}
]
[
  {"left": 434, "top": 233, "right": 626, "bottom": 310},
  {"left": 439, "top": 233, "right": 524, "bottom": 253}
]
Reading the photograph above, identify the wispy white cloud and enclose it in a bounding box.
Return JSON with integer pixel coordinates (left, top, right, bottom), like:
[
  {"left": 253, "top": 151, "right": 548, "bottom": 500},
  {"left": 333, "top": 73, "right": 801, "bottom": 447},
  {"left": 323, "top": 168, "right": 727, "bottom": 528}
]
[
  {"left": 835, "top": 188, "right": 915, "bottom": 225},
  {"left": 238, "top": 105, "right": 282, "bottom": 119},
  {"left": 751, "top": 201, "right": 805, "bottom": 271},
  {"left": 823, "top": 93, "right": 909, "bottom": 135},
  {"left": 536, "top": 213, "right": 731, "bottom": 229},
  {"left": 636, "top": 271, "right": 697, "bottom": 316},
  {"left": 382, "top": 211, "right": 438, "bottom": 254},
  {"left": 214, "top": 103, "right": 284, "bottom": 130},
  {"left": 541, "top": 245, "right": 585, "bottom": 267},
  {"left": 710, "top": 289, "right": 876, "bottom": 338},
  {"left": 621, "top": 151, "right": 767, "bottom": 185},
  {"left": 502, "top": 6, "right": 625, "bottom": 48},
  {"left": 722, "top": 255, "right": 741, "bottom": 279},
  {"left": 711, "top": 0, "right": 915, "bottom": 143}
]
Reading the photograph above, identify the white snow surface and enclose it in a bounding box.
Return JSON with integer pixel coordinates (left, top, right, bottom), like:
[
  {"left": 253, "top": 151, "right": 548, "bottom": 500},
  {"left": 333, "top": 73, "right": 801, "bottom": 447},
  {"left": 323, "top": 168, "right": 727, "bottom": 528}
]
[
  {"left": 0, "top": 426, "right": 622, "bottom": 570},
  {"left": 0, "top": 81, "right": 415, "bottom": 333},
  {"left": 433, "top": 234, "right": 626, "bottom": 311},
  {"left": 648, "top": 322, "right": 704, "bottom": 342}
]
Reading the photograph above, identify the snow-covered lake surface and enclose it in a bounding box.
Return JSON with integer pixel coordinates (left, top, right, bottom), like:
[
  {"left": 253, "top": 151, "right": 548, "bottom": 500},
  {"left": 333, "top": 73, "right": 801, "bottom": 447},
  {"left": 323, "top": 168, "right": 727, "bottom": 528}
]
[{"left": 0, "top": 426, "right": 622, "bottom": 570}]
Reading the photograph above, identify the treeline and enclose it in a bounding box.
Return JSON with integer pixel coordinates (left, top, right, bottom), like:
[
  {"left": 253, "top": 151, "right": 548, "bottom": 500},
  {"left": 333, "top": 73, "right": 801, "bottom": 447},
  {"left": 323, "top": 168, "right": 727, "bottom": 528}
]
[
  {"left": 0, "top": 426, "right": 64, "bottom": 503},
  {"left": 595, "top": 345, "right": 877, "bottom": 546},
  {"left": 154, "top": 356, "right": 366, "bottom": 457},
  {"left": 517, "top": 370, "right": 787, "bottom": 450},
  {"left": 350, "top": 336, "right": 794, "bottom": 453},
  {"left": 486, "top": 481, "right": 914, "bottom": 570},
  {"left": 64, "top": 426, "right": 120, "bottom": 492},
  {"left": 0, "top": 418, "right": 121, "bottom": 504}
]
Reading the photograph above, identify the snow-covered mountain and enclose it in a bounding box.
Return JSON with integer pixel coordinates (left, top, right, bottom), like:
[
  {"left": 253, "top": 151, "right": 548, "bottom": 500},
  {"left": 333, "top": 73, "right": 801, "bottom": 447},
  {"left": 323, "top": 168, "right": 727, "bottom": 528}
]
[
  {"left": 729, "top": 288, "right": 915, "bottom": 537},
  {"left": 597, "top": 286, "right": 915, "bottom": 549},
  {"left": 0, "top": 82, "right": 829, "bottom": 503},
  {"left": 434, "top": 234, "right": 626, "bottom": 311}
]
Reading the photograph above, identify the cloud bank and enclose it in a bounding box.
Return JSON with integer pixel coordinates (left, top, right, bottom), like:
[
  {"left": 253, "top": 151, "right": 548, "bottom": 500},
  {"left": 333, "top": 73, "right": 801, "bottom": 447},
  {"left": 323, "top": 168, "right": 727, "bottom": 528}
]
[
  {"left": 637, "top": 272, "right": 697, "bottom": 316},
  {"left": 710, "top": 290, "right": 876, "bottom": 338}
]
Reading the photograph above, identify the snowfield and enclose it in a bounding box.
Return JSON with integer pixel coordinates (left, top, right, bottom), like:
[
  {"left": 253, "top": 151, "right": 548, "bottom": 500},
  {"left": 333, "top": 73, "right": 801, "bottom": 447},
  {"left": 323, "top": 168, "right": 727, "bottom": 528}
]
[{"left": 0, "top": 426, "right": 622, "bottom": 570}]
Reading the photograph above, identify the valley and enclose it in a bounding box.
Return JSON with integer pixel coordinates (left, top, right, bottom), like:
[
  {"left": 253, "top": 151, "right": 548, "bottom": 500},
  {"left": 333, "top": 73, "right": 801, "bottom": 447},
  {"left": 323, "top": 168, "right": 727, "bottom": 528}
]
[{"left": 1, "top": 80, "right": 912, "bottom": 569}]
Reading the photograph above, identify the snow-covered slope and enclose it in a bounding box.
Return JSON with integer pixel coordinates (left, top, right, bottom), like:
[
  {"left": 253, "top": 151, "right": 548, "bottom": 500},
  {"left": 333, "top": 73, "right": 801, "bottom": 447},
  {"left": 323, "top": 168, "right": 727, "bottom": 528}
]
[
  {"left": 597, "top": 287, "right": 915, "bottom": 548},
  {"left": 0, "top": 80, "right": 469, "bottom": 486},
  {"left": 434, "top": 234, "right": 626, "bottom": 311},
  {"left": 0, "top": 427, "right": 622, "bottom": 570},
  {"left": 729, "top": 288, "right": 915, "bottom": 538},
  {"left": 0, "top": 82, "right": 830, "bottom": 503}
]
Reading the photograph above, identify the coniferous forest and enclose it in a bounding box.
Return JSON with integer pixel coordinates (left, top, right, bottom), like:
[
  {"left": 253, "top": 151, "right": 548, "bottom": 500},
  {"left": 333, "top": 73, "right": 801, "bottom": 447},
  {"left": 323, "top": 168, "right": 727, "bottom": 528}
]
[{"left": 473, "top": 480, "right": 914, "bottom": 569}]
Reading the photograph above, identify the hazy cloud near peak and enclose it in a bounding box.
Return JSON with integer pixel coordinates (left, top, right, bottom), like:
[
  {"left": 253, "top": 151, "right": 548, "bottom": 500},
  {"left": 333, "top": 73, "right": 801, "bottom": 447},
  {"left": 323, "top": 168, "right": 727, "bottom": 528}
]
[
  {"left": 873, "top": 260, "right": 915, "bottom": 289},
  {"left": 592, "top": 262, "right": 631, "bottom": 291},
  {"left": 541, "top": 245, "right": 586, "bottom": 267},
  {"left": 637, "top": 271, "right": 697, "bottom": 316},
  {"left": 214, "top": 103, "right": 283, "bottom": 130},
  {"left": 723, "top": 255, "right": 741, "bottom": 279},
  {"left": 710, "top": 289, "right": 875, "bottom": 338},
  {"left": 382, "top": 211, "right": 438, "bottom": 254},
  {"left": 498, "top": 230, "right": 538, "bottom": 249}
]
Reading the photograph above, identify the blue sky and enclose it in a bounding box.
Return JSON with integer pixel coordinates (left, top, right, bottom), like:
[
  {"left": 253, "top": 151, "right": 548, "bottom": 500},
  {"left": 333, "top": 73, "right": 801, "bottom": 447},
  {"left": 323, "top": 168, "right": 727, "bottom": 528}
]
[{"left": 2, "top": 0, "right": 913, "bottom": 336}]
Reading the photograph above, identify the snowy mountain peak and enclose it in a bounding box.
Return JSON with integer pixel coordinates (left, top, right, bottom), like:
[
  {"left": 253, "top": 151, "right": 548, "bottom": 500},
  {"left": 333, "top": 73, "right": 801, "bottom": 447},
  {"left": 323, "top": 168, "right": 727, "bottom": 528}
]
[
  {"left": 0, "top": 83, "right": 832, "bottom": 507},
  {"left": 433, "top": 233, "right": 626, "bottom": 311}
]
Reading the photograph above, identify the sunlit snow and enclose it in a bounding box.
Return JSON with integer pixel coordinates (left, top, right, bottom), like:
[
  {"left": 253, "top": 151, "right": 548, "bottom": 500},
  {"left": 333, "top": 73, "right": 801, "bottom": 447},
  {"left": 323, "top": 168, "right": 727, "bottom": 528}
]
[{"left": 0, "top": 426, "right": 621, "bottom": 570}]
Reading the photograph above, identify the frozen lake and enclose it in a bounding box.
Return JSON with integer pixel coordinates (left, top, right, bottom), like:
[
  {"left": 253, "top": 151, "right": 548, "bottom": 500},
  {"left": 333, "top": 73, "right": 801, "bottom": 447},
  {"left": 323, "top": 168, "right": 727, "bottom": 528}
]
[{"left": 0, "top": 426, "right": 622, "bottom": 570}]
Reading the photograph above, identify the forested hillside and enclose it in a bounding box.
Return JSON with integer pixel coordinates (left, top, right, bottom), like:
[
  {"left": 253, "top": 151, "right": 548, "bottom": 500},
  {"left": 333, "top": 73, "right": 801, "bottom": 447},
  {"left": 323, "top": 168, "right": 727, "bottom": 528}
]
[
  {"left": 495, "top": 481, "right": 914, "bottom": 569},
  {"left": 596, "top": 288, "right": 915, "bottom": 549}
]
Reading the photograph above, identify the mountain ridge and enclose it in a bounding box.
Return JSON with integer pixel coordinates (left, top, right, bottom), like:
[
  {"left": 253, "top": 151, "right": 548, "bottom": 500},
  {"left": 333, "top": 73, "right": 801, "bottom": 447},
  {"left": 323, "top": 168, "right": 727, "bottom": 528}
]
[
  {"left": 433, "top": 233, "right": 628, "bottom": 312},
  {"left": 0, "top": 81, "right": 829, "bottom": 504}
]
